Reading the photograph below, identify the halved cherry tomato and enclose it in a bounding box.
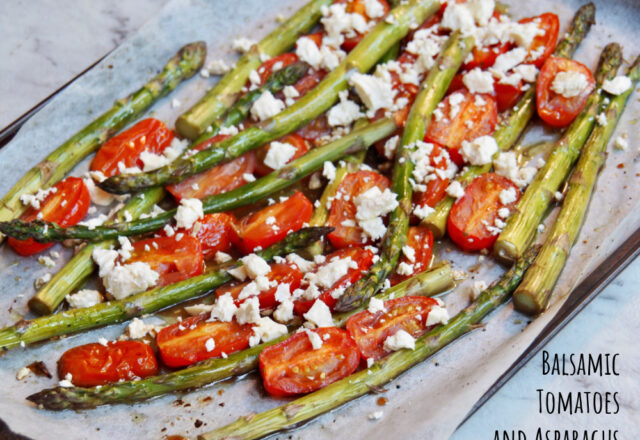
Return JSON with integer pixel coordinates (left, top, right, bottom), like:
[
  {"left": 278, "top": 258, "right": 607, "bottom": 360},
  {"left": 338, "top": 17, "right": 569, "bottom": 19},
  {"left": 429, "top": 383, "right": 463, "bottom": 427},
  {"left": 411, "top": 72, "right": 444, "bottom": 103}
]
[
  {"left": 58, "top": 340, "right": 158, "bottom": 387},
  {"left": 346, "top": 296, "right": 439, "bottom": 361},
  {"left": 412, "top": 143, "right": 454, "bottom": 219},
  {"left": 166, "top": 134, "right": 257, "bottom": 201},
  {"left": 536, "top": 57, "right": 595, "bottom": 128},
  {"left": 425, "top": 90, "right": 498, "bottom": 166},
  {"left": 327, "top": 170, "right": 391, "bottom": 248},
  {"left": 495, "top": 81, "right": 524, "bottom": 113},
  {"left": 292, "top": 69, "right": 327, "bottom": 98},
  {"left": 258, "top": 53, "right": 299, "bottom": 85},
  {"left": 447, "top": 173, "right": 520, "bottom": 252},
  {"left": 446, "top": 72, "right": 466, "bottom": 95},
  {"left": 8, "top": 177, "right": 90, "bottom": 256},
  {"left": 90, "top": 118, "right": 174, "bottom": 177},
  {"left": 463, "top": 43, "right": 512, "bottom": 71},
  {"left": 521, "top": 13, "right": 559, "bottom": 68},
  {"left": 296, "top": 114, "right": 333, "bottom": 146},
  {"left": 127, "top": 235, "right": 204, "bottom": 286},
  {"left": 216, "top": 262, "right": 304, "bottom": 309},
  {"left": 239, "top": 191, "right": 313, "bottom": 253},
  {"left": 259, "top": 327, "right": 360, "bottom": 396},
  {"left": 255, "top": 134, "right": 309, "bottom": 176},
  {"left": 157, "top": 314, "right": 253, "bottom": 368},
  {"left": 191, "top": 213, "right": 240, "bottom": 260},
  {"left": 389, "top": 227, "right": 433, "bottom": 285},
  {"left": 336, "top": 0, "right": 390, "bottom": 52},
  {"left": 293, "top": 246, "right": 375, "bottom": 315}
]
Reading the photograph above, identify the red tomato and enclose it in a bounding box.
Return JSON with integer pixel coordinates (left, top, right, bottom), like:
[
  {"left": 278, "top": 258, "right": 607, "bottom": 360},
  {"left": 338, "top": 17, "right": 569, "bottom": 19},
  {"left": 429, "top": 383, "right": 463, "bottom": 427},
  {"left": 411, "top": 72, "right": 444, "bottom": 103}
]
[
  {"left": 463, "top": 43, "right": 512, "bottom": 71},
  {"left": 520, "top": 13, "right": 559, "bottom": 67},
  {"left": 327, "top": 170, "right": 391, "bottom": 248},
  {"left": 346, "top": 296, "right": 439, "bottom": 361},
  {"left": 495, "top": 81, "right": 524, "bottom": 113},
  {"left": 446, "top": 72, "right": 466, "bottom": 95},
  {"left": 389, "top": 227, "right": 433, "bottom": 285},
  {"left": 336, "top": 0, "right": 390, "bottom": 52},
  {"left": 255, "top": 134, "right": 309, "bottom": 176},
  {"left": 292, "top": 69, "right": 327, "bottom": 98},
  {"left": 8, "top": 177, "right": 90, "bottom": 256},
  {"left": 447, "top": 173, "right": 520, "bottom": 252},
  {"left": 166, "top": 135, "right": 257, "bottom": 201},
  {"left": 536, "top": 57, "right": 595, "bottom": 128},
  {"left": 259, "top": 327, "right": 360, "bottom": 396},
  {"left": 258, "top": 53, "right": 299, "bottom": 85},
  {"left": 127, "top": 235, "right": 204, "bottom": 286},
  {"left": 425, "top": 90, "right": 498, "bottom": 166},
  {"left": 157, "top": 314, "right": 253, "bottom": 368},
  {"left": 58, "top": 341, "right": 158, "bottom": 387},
  {"left": 239, "top": 191, "right": 313, "bottom": 253},
  {"left": 90, "top": 118, "right": 174, "bottom": 178},
  {"left": 412, "top": 143, "right": 454, "bottom": 218},
  {"left": 299, "top": 32, "right": 323, "bottom": 48},
  {"left": 293, "top": 246, "right": 375, "bottom": 315},
  {"left": 216, "top": 263, "right": 304, "bottom": 309},
  {"left": 296, "top": 114, "right": 333, "bottom": 146},
  {"left": 191, "top": 213, "right": 240, "bottom": 260}
]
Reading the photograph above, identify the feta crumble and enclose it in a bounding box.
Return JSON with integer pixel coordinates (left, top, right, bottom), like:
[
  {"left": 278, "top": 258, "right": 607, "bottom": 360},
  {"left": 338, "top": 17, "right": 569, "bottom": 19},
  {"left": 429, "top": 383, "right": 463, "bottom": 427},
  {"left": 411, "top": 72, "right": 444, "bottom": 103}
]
[
  {"left": 383, "top": 329, "right": 416, "bottom": 351},
  {"left": 66, "top": 289, "right": 103, "bottom": 309},
  {"left": 602, "top": 76, "right": 632, "bottom": 95},
  {"left": 550, "top": 71, "right": 589, "bottom": 98},
  {"left": 175, "top": 198, "right": 204, "bottom": 230},
  {"left": 263, "top": 141, "right": 296, "bottom": 170},
  {"left": 461, "top": 136, "right": 498, "bottom": 165},
  {"left": 250, "top": 91, "right": 285, "bottom": 121},
  {"left": 303, "top": 300, "right": 334, "bottom": 328}
]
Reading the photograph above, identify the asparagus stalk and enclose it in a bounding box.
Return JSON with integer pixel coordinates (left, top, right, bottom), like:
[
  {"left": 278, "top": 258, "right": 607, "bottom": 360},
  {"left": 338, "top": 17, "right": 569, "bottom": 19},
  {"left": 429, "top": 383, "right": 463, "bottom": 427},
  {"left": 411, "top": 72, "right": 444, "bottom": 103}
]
[
  {"left": 99, "top": 0, "right": 441, "bottom": 194},
  {"left": 0, "top": 227, "right": 330, "bottom": 352},
  {"left": 494, "top": 43, "right": 623, "bottom": 262},
  {"left": 421, "top": 3, "right": 597, "bottom": 238},
  {"left": 335, "top": 32, "right": 474, "bottom": 312},
  {"left": 0, "top": 118, "right": 398, "bottom": 243},
  {"left": 513, "top": 57, "right": 640, "bottom": 315},
  {"left": 26, "top": 263, "right": 452, "bottom": 410},
  {"left": 199, "top": 247, "right": 539, "bottom": 440},
  {"left": 0, "top": 42, "right": 206, "bottom": 243}
]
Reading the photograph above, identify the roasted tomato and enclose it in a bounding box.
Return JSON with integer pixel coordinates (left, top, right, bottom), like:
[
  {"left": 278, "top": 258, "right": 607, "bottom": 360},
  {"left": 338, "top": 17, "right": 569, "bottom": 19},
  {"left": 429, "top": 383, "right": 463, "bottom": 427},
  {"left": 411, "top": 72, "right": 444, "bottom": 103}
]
[
  {"left": 336, "top": 0, "right": 390, "bottom": 52},
  {"left": 127, "top": 235, "right": 204, "bottom": 286},
  {"left": 293, "top": 246, "right": 375, "bottom": 315},
  {"left": 258, "top": 53, "right": 299, "bottom": 84},
  {"left": 156, "top": 313, "right": 253, "bottom": 368},
  {"left": 255, "top": 134, "right": 309, "bottom": 176},
  {"left": 8, "top": 177, "right": 90, "bottom": 256},
  {"left": 425, "top": 90, "right": 498, "bottom": 166},
  {"left": 536, "top": 57, "right": 595, "bottom": 127},
  {"left": 296, "top": 114, "right": 333, "bottom": 146},
  {"left": 216, "top": 262, "right": 304, "bottom": 309},
  {"left": 239, "top": 191, "right": 313, "bottom": 253},
  {"left": 259, "top": 327, "right": 360, "bottom": 396},
  {"left": 495, "top": 81, "right": 524, "bottom": 113},
  {"left": 166, "top": 134, "right": 257, "bottom": 201},
  {"left": 389, "top": 227, "right": 433, "bottom": 285},
  {"left": 447, "top": 173, "right": 520, "bottom": 252},
  {"left": 521, "top": 13, "right": 560, "bottom": 67},
  {"left": 58, "top": 340, "right": 158, "bottom": 387},
  {"left": 292, "top": 69, "right": 327, "bottom": 98},
  {"left": 327, "top": 170, "right": 391, "bottom": 248},
  {"left": 412, "top": 143, "right": 455, "bottom": 218},
  {"left": 90, "top": 118, "right": 174, "bottom": 177},
  {"left": 346, "top": 296, "right": 439, "bottom": 361},
  {"left": 191, "top": 213, "right": 240, "bottom": 260},
  {"left": 463, "top": 42, "right": 512, "bottom": 71}
]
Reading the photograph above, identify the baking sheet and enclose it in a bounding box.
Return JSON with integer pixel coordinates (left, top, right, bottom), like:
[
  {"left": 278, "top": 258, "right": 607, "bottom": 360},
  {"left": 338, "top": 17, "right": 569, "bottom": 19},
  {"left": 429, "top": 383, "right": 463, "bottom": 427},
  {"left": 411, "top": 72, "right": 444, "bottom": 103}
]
[{"left": 0, "top": 0, "right": 639, "bottom": 439}]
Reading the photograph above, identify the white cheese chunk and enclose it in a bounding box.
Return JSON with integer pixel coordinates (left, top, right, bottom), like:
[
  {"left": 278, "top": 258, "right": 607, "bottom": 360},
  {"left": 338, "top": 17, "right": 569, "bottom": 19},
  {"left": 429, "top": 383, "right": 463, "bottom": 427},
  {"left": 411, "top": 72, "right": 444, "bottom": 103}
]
[
  {"left": 295, "top": 36, "right": 323, "bottom": 69},
  {"left": 175, "top": 198, "right": 204, "bottom": 230},
  {"left": 499, "top": 187, "right": 517, "bottom": 205},
  {"left": 303, "top": 299, "right": 334, "bottom": 328},
  {"left": 83, "top": 177, "right": 115, "bottom": 206},
  {"left": 232, "top": 37, "right": 255, "bottom": 53},
  {"left": 250, "top": 317, "right": 289, "bottom": 346},
  {"left": 602, "top": 76, "right": 632, "bottom": 95},
  {"left": 305, "top": 329, "right": 324, "bottom": 350},
  {"left": 426, "top": 300, "right": 450, "bottom": 326},
  {"left": 322, "top": 161, "right": 337, "bottom": 181},
  {"left": 66, "top": 289, "right": 103, "bottom": 309},
  {"left": 349, "top": 72, "right": 395, "bottom": 113},
  {"left": 383, "top": 329, "right": 416, "bottom": 351},
  {"left": 550, "top": 71, "right": 589, "bottom": 98},
  {"left": 205, "top": 338, "right": 216, "bottom": 352},
  {"left": 445, "top": 180, "right": 465, "bottom": 199},
  {"left": 614, "top": 135, "right": 628, "bottom": 150},
  {"left": 209, "top": 292, "right": 238, "bottom": 322},
  {"left": 327, "top": 91, "right": 363, "bottom": 126},
  {"left": 363, "top": 0, "right": 385, "bottom": 18},
  {"left": 263, "top": 141, "right": 297, "bottom": 170},
  {"left": 463, "top": 68, "right": 494, "bottom": 94},
  {"left": 368, "top": 297, "right": 387, "bottom": 314},
  {"left": 491, "top": 48, "right": 527, "bottom": 76},
  {"left": 235, "top": 297, "right": 260, "bottom": 325},
  {"left": 207, "top": 59, "right": 231, "bottom": 75},
  {"left": 103, "top": 262, "right": 159, "bottom": 299},
  {"left": 126, "top": 317, "right": 162, "bottom": 339},
  {"left": 461, "top": 136, "right": 498, "bottom": 165},
  {"left": 240, "top": 254, "right": 271, "bottom": 279},
  {"left": 250, "top": 91, "right": 285, "bottom": 121},
  {"left": 20, "top": 187, "right": 57, "bottom": 210}
]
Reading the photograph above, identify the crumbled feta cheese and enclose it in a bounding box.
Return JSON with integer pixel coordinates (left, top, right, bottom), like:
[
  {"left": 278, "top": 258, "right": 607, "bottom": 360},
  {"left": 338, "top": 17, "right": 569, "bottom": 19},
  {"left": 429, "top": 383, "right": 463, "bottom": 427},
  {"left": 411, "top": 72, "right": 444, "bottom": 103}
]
[
  {"left": 383, "top": 329, "right": 416, "bottom": 351},
  {"left": 250, "top": 316, "right": 289, "bottom": 346},
  {"left": 354, "top": 186, "right": 398, "bottom": 240},
  {"left": 614, "top": 135, "right": 628, "bottom": 150},
  {"left": 263, "top": 141, "right": 296, "bottom": 170},
  {"left": 515, "top": 64, "right": 538, "bottom": 82},
  {"left": 491, "top": 48, "right": 527, "bottom": 76},
  {"left": 296, "top": 36, "right": 323, "bottom": 69},
  {"left": 426, "top": 299, "right": 450, "bottom": 326},
  {"left": 286, "top": 253, "right": 316, "bottom": 273},
  {"left": 461, "top": 136, "right": 498, "bottom": 165},
  {"left": 117, "top": 236, "right": 134, "bottom": 261},
  {"left": 103, "top": 262, "right": 159, "bottom": 299},
  {"left": 273, "top": 299, "right": 295, "bottom": 323},
  {"left": 499, "top": 187, "right": 517, "bottom": 205},
  {"left": 402, "top": 245, "right": 416, "bottom": 263},
  {"left": 303, "top": 300, "right": 334, "bottom": 327},
  {"left": 250, "top": 91, "right": 285, "bottom": 121},
  {"left": 205, "top": 338, "right": 216, "bottom": 352},
  {"left": 322, "top": 161, "right": 337, "bottom": 181},
  {"left": 363, "top": 0, "right": 385, "bottom": 18},
  {"left": 368, "top": 297, "right": 387, "bottom": 314},
  {"left": 602, "top": 76, "right": 632, "bottom": 95},
  {"left": 413, "top": 203, "right": 435, "bottom": 220},
  {"left": 241, "top": 254, "right": 271, "bottom": 279},
  {"left": 235, "top": 297, "right": 261, "bottom": 325},
  {"left": 175, "top": 198, "right": 204, "bottom": 230},
  {"left": 283, "top": 85, "right": 300, "bottom": 100},
  {"left": 243, "top": 172, "right": 256, "bottom": 183},
  {"left": 20, "top": 187, "right": 57, "bottom": 210},
  {"left": 228, "top": 265, "right": 248, "bottom": 281},
  {"left": 596, "top": 112, "right": 608, "bottom": 126},
  {"left": 349, "top": 73, "right": 395, "bottom": 113},
  {"left": 207, "top": 59, "right": 231, "bottom": 75},
  {"left": 16, "top": 366, "right": 32, "bottom": 381},
  {"left": 469, "top": 280, "right": 487, "bottom": 300},
  {"left": 305, "top": 329, "right": 324, "bottom": 350},
  {"left": 368, "top": 410, "right": 384, "bottom": 421},
  {"left": 383, "top": 135, "right": 399, "bottom": 159},
  {"left": 321, "top": 3, "right": 370, "bottom": 45},
  {"left": 232, "top": 37, "right": 255, "bottom": 53},
  {"left": 497, "top": 207, "right": 510, "bottom": 219},
  {"left": 83, "top": 177, "right": 115, "bottom": 206},
  {"left": 396, "top": 262, "right": 414, "bottom": 276},
  {"left": 126, "top": 317, "right": 162, "bottom": 339},
  {"left": 66, "top": 289, "right": 103, "bottom": 309},
  {"left": 209, "top": 292, "right": 238, "bottom": 322},
  {"left": 327, "top": 91, "right": 363, "bottom": 126},
  {"left": 550, "top": 71, "right": 589, "bottom": 98},
  {"left": 441, "top": 2, "right": 476, "bottom": 34},
  {"left": 493, "top": 151, "right": 537, "bottom": 187},
  {"left": 463, "top": 68, "right": 494, "bottom": 94},
  {"left": 58, "top": 373, "right": 74, "bottom": 388},
  {"left": 184, "top": 303, "right": 214, "bottom": 316},
  {"left": 446, "top": 180, "right": 465, "bottom": 199}
]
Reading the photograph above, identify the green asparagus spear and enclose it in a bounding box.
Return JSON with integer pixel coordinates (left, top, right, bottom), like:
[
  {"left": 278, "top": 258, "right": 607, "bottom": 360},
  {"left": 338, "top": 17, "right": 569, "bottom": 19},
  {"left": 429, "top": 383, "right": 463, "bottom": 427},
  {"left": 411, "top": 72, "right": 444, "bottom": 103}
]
[
  {"left": 335, "top": 32, "right": 474, "bottom": 312},
  {"left": 422, "top": 3, "right": 596, "bottom": 238},
  {"left": 199, "top": 247, "right": 539, "bottom": 440},
  {"left": 494, "top": 43, "right": 623, "bottom": 262},
  {"left": 0, "top": 227, "right": 330, "bottom": 352},
  {"left": 0, "top": 42, "right": 206, "bottom": 243},
  {"left": 26, "top": 263, "right": 452, "bottom": 410},
  {"left": 513, "top": 56, "right": 640, "bottom": 315}
]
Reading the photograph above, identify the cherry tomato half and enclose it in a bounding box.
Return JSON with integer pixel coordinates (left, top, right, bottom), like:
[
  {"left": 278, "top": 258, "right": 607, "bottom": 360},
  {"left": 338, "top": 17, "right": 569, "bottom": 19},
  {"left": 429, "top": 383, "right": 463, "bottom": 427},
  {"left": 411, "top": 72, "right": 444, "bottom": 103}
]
[
  {"left": 389, "top": 226, "right": 433, "bottom": 286},
  {"left": 495, "top": 81, "right": 524, "bottom": 113},
  {"left": 296, "top": 114, "right": 333, "bottom": 147},
  {"left": 189, "top": 213, "right": 240, "bottom": 260},
  {"left": 255, "top": 134, "right": 309, "bottom": 176},
  {"left": 521, "top": 13, "right": 559, "bottom": 68},
  {"left": 336, "top": 0, "right": 390, "bottom": 52},
  {"left": 412, "top": 143, "right": 454, "bottom": 219}
]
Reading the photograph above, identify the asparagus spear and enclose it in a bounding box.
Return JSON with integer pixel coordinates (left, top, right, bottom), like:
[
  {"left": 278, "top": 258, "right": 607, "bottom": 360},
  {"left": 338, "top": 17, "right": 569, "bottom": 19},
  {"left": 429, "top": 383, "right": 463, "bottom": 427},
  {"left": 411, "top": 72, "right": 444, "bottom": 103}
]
[
  {"left": 422, "top": 3, "right": 597, "bottom": 238},
  {"left": 494, "top": 43, "right": 623, "bottom": 262},
  {"left": 0, "top": 118, "right": 398, "bottom": 243},
  {"left": 513, "top": 56, "right": 640, "bottom": 315},
  {"left": 0, "top": 42, "right": 206, "bottom": 243},
  {"left": 98, "top": 0, "right": 441, "bottom": 194},
  {"left": 26, "top": 263, "right": 452, "bottom": 410},
  {"left": 335, "top": 32, "right": 474, "bottom": 312},
  {"left": 199, "top": 246, "right": 539, "bottom": 440},
  {"left": 0, "top": 227, "right": 330, "bottom": 352}
]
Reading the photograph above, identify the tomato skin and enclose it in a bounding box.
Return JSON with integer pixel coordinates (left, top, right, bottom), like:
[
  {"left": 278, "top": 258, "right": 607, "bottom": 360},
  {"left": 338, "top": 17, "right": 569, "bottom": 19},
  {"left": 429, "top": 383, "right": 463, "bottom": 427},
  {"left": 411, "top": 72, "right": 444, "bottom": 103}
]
[
  {"left": 346, "top": 296, "right": 439, "bottom": 361},
  {"left": 258, "top": 53, "right": 299, "bottom": 85},
  {"left": 412, "top": 143, "right": 454, "bottom": 219},
  {"left": 293, "top": 247, "right": 375, "bottom": 315},
  {"left": 239, "top": 191, "right": 313, "bottom": 254},
  {"left": 166, "top": 135, "right": 257, "bottom": 201},
  {"left": 389, "top": 227, "right": 433, "bottom": 285},
  {"left": 192, "top": 213, "right": 240, "bottom": 260},
  {"left": 495, "top": 81, "right": 524, "bottom": 113},
  {"left": 336, "top": 0, "right": 390, "bottom": 52},
  {"left": 521, "top": 13, "right": 559, "bottom": 67},
  {"left": 296, "top": 114, "right": 333, "bottom": 146},
  {"left": 127, "top": 235, "right": 204, "bottom": 286},
  {"left": 536, "top": 57, "right": 595, "bottom": 128},
  {"left": 157, "top": 314, "right": 253, "bottom": 368},
  {"left": 217, "top": 263, "right": 304, "bottom": 310},
  {"left": 259, "top": 327, "right": 360, "bottom": 396},
  {"left": 447, "top": 173, "right": 520, "bottom": 252},
  {"left": 327, "top": 170, "right": 391, "bottom": 248},
  {"left": 90, "top": 118, "right": 174, "bottom": 177},
  {"left": 255, "top": 134, "right": 309, "bottom": 176},
  {"left": 9, "top": 177, "right": 90, "bottom": 256},
  {"left": 292, "top": 69, "right": 326, "bottom": 98},
  {"left": 463, "top": 43, "right": 512, "bottom": 71},
  {"left": 58, "top": 341, "right": 158, "bottom": 387}
]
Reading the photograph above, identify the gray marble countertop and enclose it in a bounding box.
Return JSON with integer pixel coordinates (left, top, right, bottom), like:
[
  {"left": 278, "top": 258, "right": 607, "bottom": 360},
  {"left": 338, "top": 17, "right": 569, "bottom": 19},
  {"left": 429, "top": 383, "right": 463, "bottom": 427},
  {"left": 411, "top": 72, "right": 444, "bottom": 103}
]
[{"left": 1, "top": 1, "right": 638, "bottom": 438}]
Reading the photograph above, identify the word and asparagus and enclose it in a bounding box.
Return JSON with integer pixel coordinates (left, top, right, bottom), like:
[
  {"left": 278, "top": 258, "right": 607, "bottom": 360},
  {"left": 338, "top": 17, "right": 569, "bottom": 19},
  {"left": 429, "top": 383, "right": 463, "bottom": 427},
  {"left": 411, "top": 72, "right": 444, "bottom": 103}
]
[{"left": 1, "top": 0, "right": 637, "bottom": 438}]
